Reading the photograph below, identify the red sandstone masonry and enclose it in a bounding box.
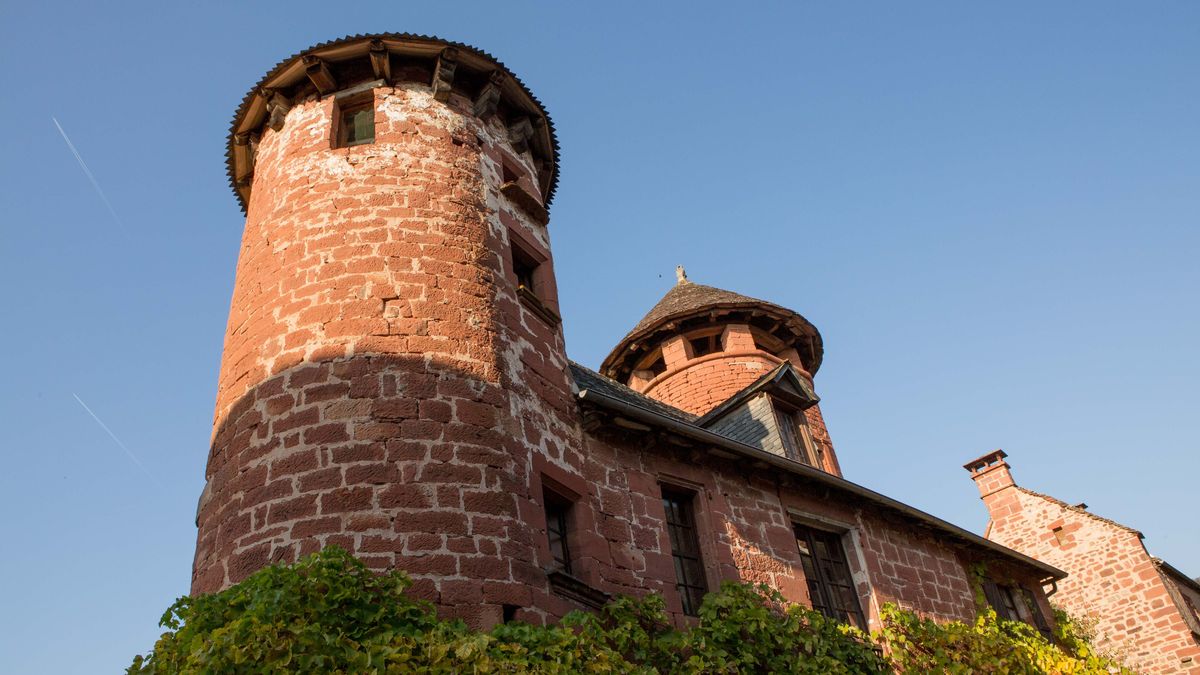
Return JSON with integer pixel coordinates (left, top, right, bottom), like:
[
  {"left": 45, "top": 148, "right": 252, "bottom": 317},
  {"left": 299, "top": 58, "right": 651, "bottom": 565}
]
[
  {"left": 555, "top": 424, "right": 1051, "bottom": 629},
  {"left": 968, "top": 454, "right": 1200, "bottom": 674},
  {"left": 197, "top": 40, "right": 1056, "bottom": 638},
  {"left": 195, "top": 82, "right": 584, "bottom": 628}
]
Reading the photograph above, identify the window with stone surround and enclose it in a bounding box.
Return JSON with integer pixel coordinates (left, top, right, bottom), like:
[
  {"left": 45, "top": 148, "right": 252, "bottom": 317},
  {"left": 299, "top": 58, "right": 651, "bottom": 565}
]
[
  {"left": 334, "top": 93, "right": 375, "bottom": 148},
  {"left": 794, "top": 524, "right": 866, "bottom": 629},
  {"left": 543, "top": 488, "right": 573, "bottom": 575},
  {"left": 661, "top": 487, "right": 708, "bottom": 616},
  {"left": 507, "top": 230, "right": 559, "bottom": 326}
]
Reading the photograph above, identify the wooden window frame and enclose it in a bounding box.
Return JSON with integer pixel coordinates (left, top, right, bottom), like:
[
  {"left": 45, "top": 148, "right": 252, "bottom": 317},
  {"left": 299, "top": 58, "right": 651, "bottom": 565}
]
[
  {"left": 772, "top": 399, "right": 818, "bottom": 467},
  {"left": 982, "top": 579, "right": 1052, "bottom": 638},
  {"left": 793, "top": 523, "right": 867, "bottom": 629},
  {"left": 543, "top": 487, "right": 573, "bottom": 575},
  {"left": 660, "top": 486, "right": 709, "bottom": 616},
  {"left": 332, "top": 91, "right": 376, "bottom": 149}
]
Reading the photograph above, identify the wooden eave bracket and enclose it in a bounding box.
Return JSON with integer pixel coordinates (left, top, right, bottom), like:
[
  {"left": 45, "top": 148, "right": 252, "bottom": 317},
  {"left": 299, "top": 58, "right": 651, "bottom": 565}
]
[
  {"left": 473, "top": 70, "right": 505, "bottom": 119},
  {"left": 233, "top": 132, "right": 257, "bottom": 187},
  {"left": 500, "top": 181, "right": 549, "bottom": 226},
  {"left": 368, "top": 40, "right": 392, "bottom": 84},
  {"left": 508, "top": 117, "right": 535, "bottom": 154},
  {"left": 263, "top": 90, "right": 292, "bottom": 131},
  {"left": 431, "top": 48, "right": 458, "bottom": 102},
  {"left": 529, "top": 116, "right": 552, "bottom": 159},
  {"left": 303, "top": 55, "right": 337, "bottom": 95}
]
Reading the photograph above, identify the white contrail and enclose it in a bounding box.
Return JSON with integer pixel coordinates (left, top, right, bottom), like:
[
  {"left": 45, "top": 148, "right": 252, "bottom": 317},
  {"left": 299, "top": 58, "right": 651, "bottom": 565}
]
[
  {"left": 72, "top": 393, "right": 162, "bottom": 487},
  {"left": 52, "top": 117, "right": 130, "bottom": 238}
]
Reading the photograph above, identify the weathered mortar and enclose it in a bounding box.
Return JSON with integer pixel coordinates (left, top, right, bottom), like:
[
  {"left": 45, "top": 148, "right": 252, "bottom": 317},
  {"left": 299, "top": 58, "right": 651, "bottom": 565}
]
[
  {"left": 196, "top": 80, "right": 580, "bottom": 628},
  {"left": 969, "top": 455, "right": 1200, "bottom": 674}
]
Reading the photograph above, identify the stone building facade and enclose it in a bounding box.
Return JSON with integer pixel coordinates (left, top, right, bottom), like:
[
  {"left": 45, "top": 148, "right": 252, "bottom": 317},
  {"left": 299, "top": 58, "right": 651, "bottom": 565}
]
[
  {"left": 966, "top": 451, "right": 1200, "bottom": 673},
  {"left": 193, "top": 33, "right": 1064, "bottom": 635}
]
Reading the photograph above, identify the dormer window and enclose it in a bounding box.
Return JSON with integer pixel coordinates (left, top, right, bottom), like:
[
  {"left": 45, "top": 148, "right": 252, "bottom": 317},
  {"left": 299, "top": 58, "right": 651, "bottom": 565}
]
[{"left": 773, "top": 400, "right": 818, "bottom": 467}]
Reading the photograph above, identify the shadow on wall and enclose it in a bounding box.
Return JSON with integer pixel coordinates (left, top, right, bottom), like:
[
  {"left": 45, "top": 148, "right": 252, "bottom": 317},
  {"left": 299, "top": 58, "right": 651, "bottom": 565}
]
[{"left": 192, "top": 352, "right": 546, "bottom": 627}]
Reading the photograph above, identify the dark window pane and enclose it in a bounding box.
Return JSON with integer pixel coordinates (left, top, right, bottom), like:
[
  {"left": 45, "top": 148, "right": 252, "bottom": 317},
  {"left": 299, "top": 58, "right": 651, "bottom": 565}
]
[
  {"left": 511, "top": 243, "right": 540, "bottom": 295},
  {"left": 689, "top": 334, "right": 719, "bottom": 358},
  {"left": 543, "top": 491, "right": 572, "bottom": 575},
  {"left": 773, "top": 403, "right": 813, "bottom": 465},
  {"left": 662, "top": 489, "right": 708, "bottom": 616},
  {"left": 1020, "top": 588, "right": 1053, "bottom": 638},
  {"left": 341, "top": 105, "right": 375, "bottom": 147},
  {"left": 982, "top": 580, "right": 1014, "bottom": 620},
  {"left": 794, "top": 525, "right": 866, "bottom": 629}
]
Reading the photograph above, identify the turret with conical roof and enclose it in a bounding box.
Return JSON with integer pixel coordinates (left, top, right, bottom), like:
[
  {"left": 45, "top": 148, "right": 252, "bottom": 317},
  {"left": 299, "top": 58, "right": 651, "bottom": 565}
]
[{"left": 601, "top": 269, "right": 841, "bottom": 475}]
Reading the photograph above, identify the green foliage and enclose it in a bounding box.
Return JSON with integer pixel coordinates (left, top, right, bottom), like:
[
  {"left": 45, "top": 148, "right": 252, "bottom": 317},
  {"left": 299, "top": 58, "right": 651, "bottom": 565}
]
[
  {"left": 130, "top": 547, "right": 1129, "bottom": 674},
  {"left": 878, "top": 604, "right": 1135, "bottom": 674}
]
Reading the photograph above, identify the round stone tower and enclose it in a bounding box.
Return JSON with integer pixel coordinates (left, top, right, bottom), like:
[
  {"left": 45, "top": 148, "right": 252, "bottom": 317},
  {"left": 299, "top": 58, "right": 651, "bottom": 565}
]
[
  {"left": 194, "top": 34, "right": 577, "bottom": 626},
  {"left": 600, "top": 268, "right": 842, "bottom": 476}
]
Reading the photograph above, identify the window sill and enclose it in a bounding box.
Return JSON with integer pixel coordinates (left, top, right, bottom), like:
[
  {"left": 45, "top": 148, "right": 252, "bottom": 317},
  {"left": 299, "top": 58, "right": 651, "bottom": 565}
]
[
  {"left": 501, "top": 181, "right": 549, "bottom": 226},
  {"left": 547, "top": 569, "right": 610, "bottom": 610},
  {"left": 518, "top": 286, "right": 561, "bottom": 327}
]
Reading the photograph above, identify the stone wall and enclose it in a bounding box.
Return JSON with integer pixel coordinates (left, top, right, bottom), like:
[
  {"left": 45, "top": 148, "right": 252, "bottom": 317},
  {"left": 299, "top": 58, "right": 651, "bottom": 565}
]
[
  {"left": 530, "top": 423, "right": 1054, "bottom": 630},
  {"left": 194, "top": 81, "right": 584, "bottom": 629},
  {"left": 969, "top": 454, "right": 1200, "bottom": 673}
]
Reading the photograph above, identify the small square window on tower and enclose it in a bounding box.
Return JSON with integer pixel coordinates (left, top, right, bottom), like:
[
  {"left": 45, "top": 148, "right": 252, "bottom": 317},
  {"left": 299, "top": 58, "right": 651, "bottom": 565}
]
[
  {"left": 334, "top": 93, "right": 375, "bottom": 148},
  {"left": 508, "top": 230, "right": 560, "bottom": 326}
]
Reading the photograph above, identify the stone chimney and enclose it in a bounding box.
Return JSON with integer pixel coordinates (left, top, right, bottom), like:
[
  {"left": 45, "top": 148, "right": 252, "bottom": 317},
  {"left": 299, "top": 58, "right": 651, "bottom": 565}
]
[{"left": 963, "top": 450, "right": 1016, "bottom": 498}]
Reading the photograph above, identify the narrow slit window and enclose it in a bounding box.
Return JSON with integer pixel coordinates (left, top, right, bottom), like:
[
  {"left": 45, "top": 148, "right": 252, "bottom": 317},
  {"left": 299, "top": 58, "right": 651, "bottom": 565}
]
[
  {"left": 661, "top": 488, "right": 708, "bottom": 616},
  {"left": 543, "top": 489, "right": 573, "bottom": 575},
  {"left": 339, "top": 101, "right": 375, "bottom": 147},
  {"left": 513, "top": 251, "right": 537, "bottom": 293}
]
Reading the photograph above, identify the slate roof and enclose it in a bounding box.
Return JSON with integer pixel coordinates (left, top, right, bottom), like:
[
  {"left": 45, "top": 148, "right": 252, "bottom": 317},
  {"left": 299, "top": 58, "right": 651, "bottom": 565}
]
[
  {"left": 1154, "top": 558, "right": 1200, "bottom": 596},
  {"left": 625, "top": 281, "right": 776, "bottom": 343},
  {"left": 567, "top": 361, "right": 1066, "bottom": 580},
  {"left": 600, "top": 278, "right": 823, "bottom": 378},
  {"left": 568, "top": 361, "right": 696, "bottom": 424}
]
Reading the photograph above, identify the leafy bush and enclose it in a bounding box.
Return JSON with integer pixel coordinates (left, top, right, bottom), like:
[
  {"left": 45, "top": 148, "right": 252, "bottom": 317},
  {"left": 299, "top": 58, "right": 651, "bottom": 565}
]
[
  {"left": 130, "top": 547, "right": 1130, "bottom": 674},
  {"left": 879, "top": 604, "right": 1135, "bottom": 674}
]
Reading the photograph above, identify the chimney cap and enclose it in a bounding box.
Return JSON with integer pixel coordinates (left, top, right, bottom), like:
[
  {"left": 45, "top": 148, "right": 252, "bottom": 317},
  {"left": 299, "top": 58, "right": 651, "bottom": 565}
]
[{"left": 963, "top": 449, "right": 1008, "bottom": 473}]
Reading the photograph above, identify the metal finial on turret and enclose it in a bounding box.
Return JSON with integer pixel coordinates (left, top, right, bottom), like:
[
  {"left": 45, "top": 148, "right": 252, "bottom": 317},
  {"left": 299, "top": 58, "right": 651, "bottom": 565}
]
[{"left": 676, "top": 265, "right": 689, "bottom": 284}]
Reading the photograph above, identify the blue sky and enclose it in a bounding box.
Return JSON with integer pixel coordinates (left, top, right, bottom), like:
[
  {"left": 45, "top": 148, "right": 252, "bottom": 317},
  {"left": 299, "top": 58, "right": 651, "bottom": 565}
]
[{"left": 2, "top": 2, "right": 1196, "bottom": 672}]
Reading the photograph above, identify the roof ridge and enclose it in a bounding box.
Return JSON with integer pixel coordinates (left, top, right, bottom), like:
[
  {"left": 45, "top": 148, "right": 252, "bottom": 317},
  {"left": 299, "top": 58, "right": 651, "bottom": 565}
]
[{"left": 1015, "top": 486, "right": 1143, "bottom": 537}]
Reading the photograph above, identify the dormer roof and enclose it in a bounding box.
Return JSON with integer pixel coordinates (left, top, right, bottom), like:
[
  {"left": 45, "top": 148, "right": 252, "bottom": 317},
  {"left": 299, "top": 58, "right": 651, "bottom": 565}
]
[{"left": 696, "top": 362, "right": 820, "bottom": 429}]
